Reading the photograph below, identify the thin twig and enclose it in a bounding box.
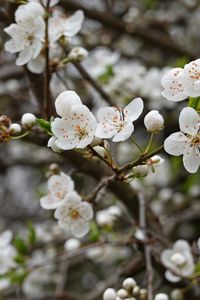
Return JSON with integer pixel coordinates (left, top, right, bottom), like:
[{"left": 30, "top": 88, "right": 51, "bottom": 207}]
[{"left": 138, "top": 192, "right": 153, "bottom": 300}]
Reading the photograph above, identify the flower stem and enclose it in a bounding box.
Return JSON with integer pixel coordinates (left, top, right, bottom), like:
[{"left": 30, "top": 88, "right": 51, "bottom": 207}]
[{"left": 130, "top": 137, "right": 144, "bottom": 154}]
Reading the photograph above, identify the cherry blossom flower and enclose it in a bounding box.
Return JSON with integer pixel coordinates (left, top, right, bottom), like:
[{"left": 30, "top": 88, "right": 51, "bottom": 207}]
[
  {"left": 95, "top": 98, "right": 144, "bottom": 142},
  {"left": 4, "top": 2, "right": 45, "bottom": 66},
  {"left": 40, "top": 172, "right": 74, "bottom": 209},
  {"left": 161, "top": 240, "right": 194, "bottom": 282},
  {"left": 54, "top": 192, "right": 93, "bottom": 238},
  {"left": 0, "top": 230, "right": 16, "bottom": 275},
  {"left": 164, "top": 107, "right": 200, "bottom": 173},
  {"left": 51, "top": 91, "right": 97, "bottom": 150},
  {"left": 144, "top": 110, "right": 164, "bottom": 133},
  {"left": 182, "top": 59, "right": 200, "bottom": 97},
  {"left": 161, "top": 68, "right": 188, "bottom": 101}
]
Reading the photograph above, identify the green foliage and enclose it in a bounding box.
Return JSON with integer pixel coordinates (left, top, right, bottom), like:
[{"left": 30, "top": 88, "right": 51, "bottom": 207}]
[
  {"left": 173, "top": 56, "right": 189, "bottom": 68},
  {"left": 142, "top": 0, "right": 157, "bottom": 9},
  {"left": 89, "top": 221, "right": 100, "bottom": 242},
  {"left": 98, "top": 65, "right": 115, "bottom": 84},
  {"left": 7, "top": 269, "right": 28, "bottom": 285},
  {"left": 14, "top": 236, "right": 28, "bottom": 255},
  {"left": 188, "top": 97, "right": 200, "bottom": 113},
  {"left": 27, "top": 222, "right": 36, "bottom": 247},
  {"left": 37, "top": 118, "right": 52, "bottom": 134}
]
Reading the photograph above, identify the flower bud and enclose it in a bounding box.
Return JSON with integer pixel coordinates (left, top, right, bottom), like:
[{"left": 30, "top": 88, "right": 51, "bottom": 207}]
[
  {"left": 103, "top": 288, "right": 116, "bottom": 300},
  {"left": 132, "top": 286, "right": 140, "bottom": 296},
  {"left": 64, "top": 238, "right": 80, "bottom": 252},
  {"left": 171, "top": 289, "right": 183, "bottom": 300},
  {"left": 117, "top": 288, "right": 129, "bottom": 299},
  {"left": 9, "top": 123, "right": 21, "bottom": 135},
  {"left": 144, "top": 110, "right": 164, "bottom": 133},
  {"left": 154, "top": 293, "right": 168, "bottom": 300},
  {"left": 122, "top": 278, "right": 137, "bottom": 290},
  {"left": 171, "top": 253, "right": 186, "bottom": 266},
  {"left": 68, "top": 47, "right": 89, "bottom": 62},
  {"left": 21, "top": 113, "right": 36, "bottom": 130},
  {"left": 132, "top": 165, "right": 148, "bottom": 178}
]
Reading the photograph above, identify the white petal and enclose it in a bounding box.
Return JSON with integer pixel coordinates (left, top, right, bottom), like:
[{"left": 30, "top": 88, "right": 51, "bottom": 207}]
[
  {"left": 0, "top": 230, "right": 13, "bottom": 248},
  {"left": 63, "top": 10, "right": 84, "bottom": 37},
  {"left": 112, "top": 122, "right": 134, "bottom": 142},
  {"left": 79, "top": 202, "right": 93, "bottom": 220},
  {"left": 179, "top": 107, "right": 200, "bottom": 135},
  {"left": 174, "top": 240, "right": 191, "bottom": 252},
  {"left": 165, "top": 270, "right": 181, "bottom": 283},
  {"left": 27, "top": 56, "right": 45, "bottom": 74},
  {"left": 55, "top": 91, "right": 82, "bottom": 117},
  {"left": 164, "top": 132, "right": 188, "bottom": 156},
  {"left": 125, "top": 97, "right": 144, "bottom": 121},
  {"left": 40, "top": 194, "right": 62, "bottom": 210},
  {"left": 16, "top": 47, "right": 33, "bottom": 66},
  {"left": 71, "top": 221, "right": 89, "bottom": 238},
  {"left": 183, "top": 146, "right": 200, "bottom": 173}
]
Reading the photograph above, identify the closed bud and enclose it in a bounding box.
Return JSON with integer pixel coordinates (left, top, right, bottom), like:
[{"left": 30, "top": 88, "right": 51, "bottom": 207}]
[
  {"left": 103, "top": 288, "right": 116, "bottom": 300},
  {"left": 132, "top": 165, "right": 148, "bottom": 178},
  {"left": 140, "top": 288, "right": 147, "bottom": 299},
  {"left": 21, "top": 113, "right": 36, "bottom": 130},
  {"left": 170, "top": 253, "right": 186, "bottom": 267},
  {"left": 68, "top": 47, "right": 89, "bottom": 62},
  {"left": 117, "top": 289, "right": 129, "bottom": 299},
  {"left": 122, "top": 278, "right": 137, "bottom": 290},
  {"left": 154, "top": 293, "right": 168, "bottom": 300},
  {"left": 9, "top": 123, "right": 21, "bottom": 135},
  {"left": 144, "top": 110, "right": 164, "bottom": 133},
  {"left": 171, "top": 289, "right": 183, "bottom": 300},
  {"left": 132, "top": 286, "right": 140, "bottom": 296}
]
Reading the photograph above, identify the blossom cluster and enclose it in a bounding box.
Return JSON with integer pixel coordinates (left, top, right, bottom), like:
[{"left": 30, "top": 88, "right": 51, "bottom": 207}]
[
  {"left": 40, "top": 171, "right": 93, "bottom": 238},
  {"left": 4, "top": 1, "right": 85, "bottom": 73}
]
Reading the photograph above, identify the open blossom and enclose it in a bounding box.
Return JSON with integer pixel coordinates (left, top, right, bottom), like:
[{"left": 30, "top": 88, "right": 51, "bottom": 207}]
[
  {"left": 164, "top": 107, "right": 200, "bottom": 173},
  {"left": 0, "top": 230, "right": 16, "bottom": 275},
  {"left": 51, "top": 91, "right": 97, "bottom": 150},
  {"left": 54, "top": 192, "right": 93, "bottom": 238},
  {"left": 161, "top": 68, "right": 188, "bottom": 101},
  {"left": 161, "top": 240, "right": 195, "bottom": 282},
  {"left": 4, "top": 2, "right": 45, "bottom": 66},
  {"left": 95, "top": 98, "right": 144, "bottom": 142},
  {"left": 182, "top": 59, "right": 200, "bottom": 97},
  {"left": 40, "top": 172, "right": 74, "bottom": 209}
]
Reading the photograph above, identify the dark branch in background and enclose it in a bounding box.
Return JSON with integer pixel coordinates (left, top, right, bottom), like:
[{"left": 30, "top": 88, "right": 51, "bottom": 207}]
[
  {"left": 72, "top": 61, "right": 114, "bottom": 105},
  {"left": 60, "top": 0, "right": 197, "bottom": 60},
  {"left": 44, "top": 0, "right": 51, "bottom": 118}
]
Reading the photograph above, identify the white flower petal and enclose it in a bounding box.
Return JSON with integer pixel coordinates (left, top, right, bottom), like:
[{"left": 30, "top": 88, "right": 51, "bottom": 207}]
[
  {"left": 55, "top": 91, "right": 82, "bottom": 117},
  {"left": 16, "top": 46, "right": 33, "bottom": 66},
  {"left": 27, "top": 56, "right": 45, "bottom": 74},
  {"left": 125, "top": 97, "right": 144, "bottom": 121},
  {"left": 183, "top": 146, "right": 200, "bottom": 173},
  {"left": 165, "top": 270, "right": 181, "bottom": 283},
  {"left": 179, "top": 107, "right": 200, "bottom": 135},
  {"left": 79, "top": 202, "right": 93, "bottom": 220},
  {"left": 71, "top": 221, "right": 89, "bottom": 238},
  {"left": 63, "top": 10, "right": 84, "bottom": 38},
  {"left": 112, "top": 122, "right": 134, "bottom": 142},
  {"left": 164, "top": 132, "right": 188, "bottom": 156}
]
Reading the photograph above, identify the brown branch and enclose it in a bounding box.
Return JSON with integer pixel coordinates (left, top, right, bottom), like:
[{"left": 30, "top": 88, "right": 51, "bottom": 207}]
[{"left": 72, "top": 61, "right": 114, "bottom": 105}]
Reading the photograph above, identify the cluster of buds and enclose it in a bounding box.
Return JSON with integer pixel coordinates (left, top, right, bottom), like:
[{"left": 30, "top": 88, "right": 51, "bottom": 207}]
[
  {"left": 0, "top": 113, "right": 36, "bottom": 143},
  {"left": 103, "top": 278, "right": 147, "bottom": 300}
]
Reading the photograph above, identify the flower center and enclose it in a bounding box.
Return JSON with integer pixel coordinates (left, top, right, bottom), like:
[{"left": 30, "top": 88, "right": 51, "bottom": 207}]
[
  {"left": 74, "top": 125, "right": 88, "bottom": 139},
  {"left": 191, "top": 135, "right": 200, "bottom": 145},
  {"left": 171, "top": 252, "right": 186, "bottom": 267},
  {"left": 69, "top": 209, "right": 80, "bottom": 220}
]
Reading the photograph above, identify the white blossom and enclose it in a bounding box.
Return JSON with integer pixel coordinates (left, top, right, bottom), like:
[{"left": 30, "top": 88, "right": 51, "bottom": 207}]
[
  {"left": 95, "top": 98, "right": 144, "bottom": 142},
  {"left": 96, "top": 205, "right": 121, "bottom": 227},
  {"left": 68, "top": 47, "right": 88, "bottom": 62},
  {"left": 64, "top": 238, "right": 80, "bottom": 251},
  {"left": 40, "top": 172, "right": 74, "bottom": 210},
  {"left": 9, "top": 123, "right": 21, "bottom": 135},
  {"left": 51, "top": 91, "right": 97, "bottom": 150},
  {"left": 122, "top": 278, "right": 137, "bottom": 290},
  {"left": 4, "top": 2, "right": 45, "bottom": 66},
  {"left": 132, "top": 165, "right": 149, "bottom": 177},
  {"left": 54, "top": 192, "right": 93, "bottom": 238},
  {"left": 47, "top": 136, "right": 63, "bottom": 153},
  {"left": 161, "top": 240, "right": 195, "bottom": 282},
  {"left": 161, "top": 68, "right": 187, "bottom": 101},
  {"left": 0, "top": 231, "right": 16, "bottom": 275},
  {"left": 164, "top": 107, "right": 200, "bottom": 173},
  {"left": 182, "top": 59, "right": 200, "bottom": 97},
  {"left": 144, "top": 110, "right": 164, "bottom": 133}
]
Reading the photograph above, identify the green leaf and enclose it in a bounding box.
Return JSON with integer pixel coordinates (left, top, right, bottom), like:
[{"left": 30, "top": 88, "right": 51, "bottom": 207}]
[
  {"left": 8, "top": 269, "right": 28, "bottom": 284},
  {"left": 188, "top": 97, "right": 200, "bottom": 113},
  {"left": 27, "top": 222, "right": 36, "bottom": 247},
  {"left": 98, "top": 65, "right": 115, "bottom": 84},
  {"left": 195, "top": 261, "right": 200, "bottom": 273},
  {"left": 173, "top": 56, "right": 189, "bottom": 68},
  {"left": 37, "top": 118, "right": 52, "bottom": 134},
  {"left": 14, "top": 236, "right": 28, "bottom": 255}
]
